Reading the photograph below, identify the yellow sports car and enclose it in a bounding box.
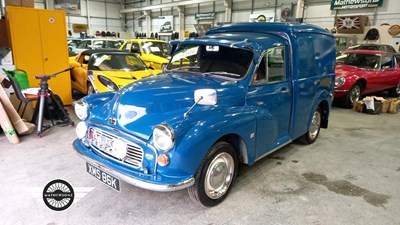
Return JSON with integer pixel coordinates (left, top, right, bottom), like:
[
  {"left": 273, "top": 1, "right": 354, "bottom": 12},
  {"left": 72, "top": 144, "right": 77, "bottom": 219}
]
[
  {"left": 69, "top": 49, "right": 161, "bottom": 94},
  {"left": 120, "top": 38, "right": 171, "bottom": 70}
]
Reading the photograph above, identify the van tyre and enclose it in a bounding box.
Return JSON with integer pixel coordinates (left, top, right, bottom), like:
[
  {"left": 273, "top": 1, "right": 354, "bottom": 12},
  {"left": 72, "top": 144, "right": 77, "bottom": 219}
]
[
  {"left": 297, "top": 107, "right": 321, "bottom": 145},
  {"left": 188, "top": 141, "right": 238, "bottom": 207}
]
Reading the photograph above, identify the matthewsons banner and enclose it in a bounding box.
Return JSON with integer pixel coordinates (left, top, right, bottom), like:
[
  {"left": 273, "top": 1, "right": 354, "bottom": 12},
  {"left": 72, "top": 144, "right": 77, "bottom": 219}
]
[
  {"left": 195, "top": 12, "right": 216, "bottom": 20},
  {"left": 331, "top": 0, "right": 383, "bottom": 10}
]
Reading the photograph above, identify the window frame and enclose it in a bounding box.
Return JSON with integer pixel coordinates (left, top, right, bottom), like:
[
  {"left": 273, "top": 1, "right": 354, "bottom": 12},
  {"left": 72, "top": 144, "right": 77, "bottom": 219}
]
[{"left": 251, "top": 46, "right": 286, "bottom": 85}]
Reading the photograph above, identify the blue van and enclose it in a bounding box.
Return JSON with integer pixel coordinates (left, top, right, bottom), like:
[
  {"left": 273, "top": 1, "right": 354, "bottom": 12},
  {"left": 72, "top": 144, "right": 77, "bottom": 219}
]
[{"left": 73, "top": 22, "right": 336, "bottom": 207}]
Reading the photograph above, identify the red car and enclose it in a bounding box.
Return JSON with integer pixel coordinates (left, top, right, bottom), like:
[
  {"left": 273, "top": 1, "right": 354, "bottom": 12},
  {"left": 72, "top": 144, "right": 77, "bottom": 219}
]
[{"left": 335, "top": 50, "right": 400, "bottom": 107}]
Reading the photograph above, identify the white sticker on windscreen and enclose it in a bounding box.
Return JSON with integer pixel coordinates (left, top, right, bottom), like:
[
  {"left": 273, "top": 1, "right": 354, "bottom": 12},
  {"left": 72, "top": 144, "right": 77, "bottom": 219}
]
[{"left": 206, "top": 46, "right": 219, "bottom": 52}]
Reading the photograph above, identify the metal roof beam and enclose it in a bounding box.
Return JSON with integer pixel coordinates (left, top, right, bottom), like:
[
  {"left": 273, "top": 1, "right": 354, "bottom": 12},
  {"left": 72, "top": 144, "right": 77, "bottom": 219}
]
[{"left": 120, "top": 0, "right": 216, "bottom": 14}]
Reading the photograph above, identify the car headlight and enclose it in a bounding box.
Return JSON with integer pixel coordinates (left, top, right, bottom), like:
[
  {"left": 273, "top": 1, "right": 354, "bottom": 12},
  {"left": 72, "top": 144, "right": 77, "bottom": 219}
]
[
  {"left": 74, "top": 100, "right": 88, "bottom": 120},
  {"left": 98, "top": 75, "right": 119, "bottom": 91},
  {"left": 153, "top": 123, "right": 175, "bottom": 151},
  {"left": 335, "top": 75, "right": 346, "bottom": 87}
]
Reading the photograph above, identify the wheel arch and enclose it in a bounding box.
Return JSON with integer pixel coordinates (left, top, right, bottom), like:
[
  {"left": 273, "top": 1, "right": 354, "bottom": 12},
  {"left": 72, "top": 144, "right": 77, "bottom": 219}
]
[
  {"left": 356, "top": 78, "right": 367, "bottom": 90},
  {"left": 311, "top": 88, "right": 333, "bottom": 130},
  {"left": 171, "top": 109, "right": 256, "bottom": 176},
  {"left": 216, "top": 133, "right": 249, "bottom": 165},
  {"left": 318, "top": 99, "right": 330, "bottom": 129}
]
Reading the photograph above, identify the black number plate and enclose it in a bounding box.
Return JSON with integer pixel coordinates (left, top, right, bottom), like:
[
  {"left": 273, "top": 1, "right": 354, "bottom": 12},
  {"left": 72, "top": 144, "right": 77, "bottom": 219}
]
[{"left": 86, "top": 162, "right": 120, "bottom": 192}]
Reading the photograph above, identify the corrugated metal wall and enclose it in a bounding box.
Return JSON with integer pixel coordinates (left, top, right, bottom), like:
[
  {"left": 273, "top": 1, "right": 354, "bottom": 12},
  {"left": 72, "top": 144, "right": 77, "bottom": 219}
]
[{"left": 26, "top": 0, "right": 400, "bottom": 38}]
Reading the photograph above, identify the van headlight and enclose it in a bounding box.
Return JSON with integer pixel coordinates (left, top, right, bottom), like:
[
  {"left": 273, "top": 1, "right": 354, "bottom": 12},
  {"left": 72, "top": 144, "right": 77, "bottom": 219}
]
[
  {"left": 74, "top": 100, "right": 88, "bottom": 120},
  {"left": 335, "top": 76, "right": 346, "bottom": 87},
  {"left": 153, "top": 124, "right": 175, "bottom": 151}
]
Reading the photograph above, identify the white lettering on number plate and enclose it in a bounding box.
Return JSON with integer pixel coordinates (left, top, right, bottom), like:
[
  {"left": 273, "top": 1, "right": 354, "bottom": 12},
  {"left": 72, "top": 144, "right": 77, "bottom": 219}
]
[{"left": 86, "top": 162, "right": 120, "bottom": 192}]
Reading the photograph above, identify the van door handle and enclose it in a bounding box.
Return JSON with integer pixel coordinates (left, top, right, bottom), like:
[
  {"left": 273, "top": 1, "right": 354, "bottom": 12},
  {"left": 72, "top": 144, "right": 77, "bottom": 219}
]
[{"left": 281, "top": 87, "right": 289, "bottom": 93}]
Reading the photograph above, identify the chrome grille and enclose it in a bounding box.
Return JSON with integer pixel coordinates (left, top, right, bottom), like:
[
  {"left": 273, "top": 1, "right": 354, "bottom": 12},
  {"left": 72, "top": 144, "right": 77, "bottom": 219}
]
[{"left": 89, "top": 127, "right": 144, "bottom": 168}]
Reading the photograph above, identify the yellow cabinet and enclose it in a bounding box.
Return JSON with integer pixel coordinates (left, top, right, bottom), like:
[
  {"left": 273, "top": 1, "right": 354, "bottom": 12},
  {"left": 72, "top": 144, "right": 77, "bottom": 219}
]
[{"left": 6, "top": 6, "right": 72, "bottom": 104}]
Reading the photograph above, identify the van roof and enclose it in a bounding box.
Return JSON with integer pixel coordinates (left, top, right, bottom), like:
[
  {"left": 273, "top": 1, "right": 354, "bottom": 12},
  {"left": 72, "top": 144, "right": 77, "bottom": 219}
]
[
  {"left": 207, "top": 22, "right": 331, "bottom": 36},
  {"left": 171, "top": 32, "right": 285, "bottom": 54}
]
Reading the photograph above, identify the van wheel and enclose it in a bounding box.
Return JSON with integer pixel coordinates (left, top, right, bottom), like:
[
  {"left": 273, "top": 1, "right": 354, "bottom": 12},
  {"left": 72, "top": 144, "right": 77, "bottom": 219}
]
[
  {"left": 297, "top": 107, "right": 321, "bottom": 145},
  {"left": 188, "top": 141, "right": 238, "bottom": 207},
  {"left": 388, "top": 83, "right": 400, "bottom": 97}
]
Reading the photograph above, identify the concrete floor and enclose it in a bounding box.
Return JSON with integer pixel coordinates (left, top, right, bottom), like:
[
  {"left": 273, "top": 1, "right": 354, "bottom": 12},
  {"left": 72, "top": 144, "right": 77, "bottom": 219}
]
[{"left": 0, "top": 106, "right": 399, "bottom": 225}]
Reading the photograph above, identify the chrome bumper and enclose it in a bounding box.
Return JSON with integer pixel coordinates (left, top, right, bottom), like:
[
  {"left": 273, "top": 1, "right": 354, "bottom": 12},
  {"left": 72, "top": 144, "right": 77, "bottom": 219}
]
[
  {"left": 74, "top": 146, "right": 195, "bottom": 192},
  {"left": 334, "top": 89, "right": 349, "bottom": 93}
]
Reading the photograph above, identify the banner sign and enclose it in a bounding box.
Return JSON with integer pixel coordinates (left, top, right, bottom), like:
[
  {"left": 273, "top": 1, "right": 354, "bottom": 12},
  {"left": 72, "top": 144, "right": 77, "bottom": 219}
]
[
  {"left": 331, "top": 0, "right": 383, "bottom": 10},
  {"left": 195, "top": 12, "right": 215, "bottom": 20},
  {"left": 158, "top": 16, "right": 173, "bottom": 33},
  {"left": 54, "top": 0, "right": 81, "bottom": 15},
  {"left": 336, "top": 16, "right": 368, "bottom": 34},
  {"left": 72, "top": 24, "right": 88, "bottom": 33}
]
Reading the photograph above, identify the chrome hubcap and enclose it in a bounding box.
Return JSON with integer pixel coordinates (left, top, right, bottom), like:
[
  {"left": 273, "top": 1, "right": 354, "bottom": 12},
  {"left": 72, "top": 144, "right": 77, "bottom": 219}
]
[
  {"left": 396, "top": 83, "right": 400, "bottom": 95},
  {"left": 309, "top": 110, "right": 321, "bottom": 140},
  {"left": 205, "top": 152, "right": 235, "bottom": 199},
  {"left": 350, "top": 86, "right": 361, "bottom": 104}
]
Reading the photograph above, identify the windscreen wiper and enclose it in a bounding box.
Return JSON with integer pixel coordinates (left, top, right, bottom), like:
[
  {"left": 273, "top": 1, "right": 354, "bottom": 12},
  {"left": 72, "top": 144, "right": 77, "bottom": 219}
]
[{"left": 202, "top": 71, "right": 241, "bottom": 77}]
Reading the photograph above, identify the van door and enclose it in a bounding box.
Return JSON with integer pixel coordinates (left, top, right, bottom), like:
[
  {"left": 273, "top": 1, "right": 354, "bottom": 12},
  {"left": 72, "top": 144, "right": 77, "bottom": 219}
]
[{"left": 246, "top": 46, "right": 292, "bottom": 159}]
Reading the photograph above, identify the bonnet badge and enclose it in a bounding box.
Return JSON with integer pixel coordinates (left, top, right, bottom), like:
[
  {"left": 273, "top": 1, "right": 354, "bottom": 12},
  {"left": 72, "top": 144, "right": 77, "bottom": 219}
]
[{"left": 109, "top": 117, "right": 117, "bottom": 125}]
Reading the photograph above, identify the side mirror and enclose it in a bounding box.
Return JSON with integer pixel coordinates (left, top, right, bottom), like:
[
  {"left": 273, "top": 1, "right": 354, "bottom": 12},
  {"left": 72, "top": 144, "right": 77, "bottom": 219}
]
[
  {"left": 194, "top": 89, "right": 217, "bottom": 105},
  {"left": 381, "top": 65, "right": 391, "bottom": 70}
]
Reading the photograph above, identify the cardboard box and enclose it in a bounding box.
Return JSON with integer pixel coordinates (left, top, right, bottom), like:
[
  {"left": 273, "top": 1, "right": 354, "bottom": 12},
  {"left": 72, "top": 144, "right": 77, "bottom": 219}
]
[
  {"left": 5, "top": 0, "right": 21, "bottom": 6},
  {"left": 381, "top": 100, "right": 390, "bottom": 113},
  {"left": 0, "top": 100, "right": 20, "bottom": 144},
  {"left": 0, "top": 20, "right": 10, "bottom": 48},
  {"left": 0, "top": 73, "right": 29, "bottom": 134},
  {"left": 388, "top": 99, "right": 400, "bottom": 114},
  {"left": 361, "top": 96, "right": 382, "bottom": 115},
  {"left": 9, "top": 93, "right": 34, "bottom": 121},
  {"left": 352, "top": 100, "right": 364, "bottom": 113},
  {"left": 21, "top": 0, "right": 34, "bottom": 8}
]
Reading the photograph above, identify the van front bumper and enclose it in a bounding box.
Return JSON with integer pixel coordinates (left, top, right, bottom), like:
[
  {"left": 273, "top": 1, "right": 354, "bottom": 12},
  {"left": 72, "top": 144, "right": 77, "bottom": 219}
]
[{"left": 73, "top": 139, "right": 195, "bottom": 192}]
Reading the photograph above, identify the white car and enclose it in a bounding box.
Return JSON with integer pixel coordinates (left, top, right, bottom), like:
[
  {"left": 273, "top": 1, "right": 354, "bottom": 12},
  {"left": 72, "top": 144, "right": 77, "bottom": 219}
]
[
  {"left": 74, "top": 39, "right": 124, "bottom": 54},
  {"left": 160, "top": 21, "right": 172, "bottom": 32}
]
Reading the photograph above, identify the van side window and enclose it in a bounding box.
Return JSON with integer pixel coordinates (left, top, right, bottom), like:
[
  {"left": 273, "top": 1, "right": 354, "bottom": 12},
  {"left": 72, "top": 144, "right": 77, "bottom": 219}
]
[
  {"left": 253, "top": 55, "right": 267, "bottom": 84},
  {"left": 252, "top": 46, "right": 285, "bottom": 84},
  {"left": 267, "top": 47, "right": 285, "bottom": 82},
  {"left": 297, "top": 37, "right": 315, "bottom": 78}
]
